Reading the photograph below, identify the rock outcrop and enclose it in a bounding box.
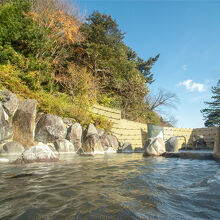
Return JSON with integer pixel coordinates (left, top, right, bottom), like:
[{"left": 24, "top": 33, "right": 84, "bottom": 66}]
[
  {"left": 100, "top": 134, "right": 119, "bottom": 152},
  {"left": 82, "top": 124, "right": 104, "bottom": 154},
  {"left": 12, "top": 99, "right": 37, "bottom": 148},
  {"left": 165, "top": 137, "right": 178, "bottom": 152},
  {"left": 0, "top": 90, "right": 19, "bottom": 117},
  {"left": 66, "top": 123, "right": 82, "bottom": 152},
  {"left": 35, "top": 114, "right": 67, "bottom": 143},
  {"left": 143, "top": 136, "right": 165, "bottom": 156},
  {"left": 3, "top": 141, "right": 24, "bottom": 154},
  {"left": 13, "top": 142, "right": 59, "bottom": 164},
  {"left": 0, "top": 90, "right": 120, "bottom": 160},
  {"left": 54, "top": 139, "right": 75, "bottom": 153},
  {"left": 122, "top": 142, "right": 133, "bottom": 153},
  {"left": 0, "top": 103, "right": 13, "bottom": 142}
]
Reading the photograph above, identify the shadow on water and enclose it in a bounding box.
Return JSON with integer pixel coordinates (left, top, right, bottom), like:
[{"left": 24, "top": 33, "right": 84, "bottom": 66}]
[{"left": 0, "top": 153, "right": 220, "bottom": 220}]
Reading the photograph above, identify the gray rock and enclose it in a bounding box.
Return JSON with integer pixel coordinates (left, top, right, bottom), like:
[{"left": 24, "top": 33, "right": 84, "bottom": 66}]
[
  {"left": 13, "top": 142, "right": 59, "bottom": 164},
  {"left": 3, "top": 141, "right": 24, "bottom": 154},
  {"left": 82, "top": 124, "right": 104, "bottom": 154},
  {"left": 86, "top": 123, "right": 98, "bottom": 136},
  {"left": 97, "top": 128, "right": 105, "bottom": 137},
  {"left": 100, "top": 133, "right": 111, "bottom": 151},
  {"left": 100, "top": 134, "right": 119, "bottom": 152},
  {"left": 66, "top": 123, "right": 82, "bottom": 151},
  {"left": 143, "top": 137, "right": 165, "bottom": 156},
  {"left": 122, "top": 142, "right": 133, "bottom": 153},
  {"left": 165, "top": 137, "right": 178, "bottom": 152},
  {"left": 0, "top": 145, "right": 4, "bottom": 154},
  {"left": 35, "top": 114, "right": 67, "bottom": 143},
  {"left": 12, "top": 99, "right": 37, "bottom": 148},
  {"left": 193, "top": 135, "right": 207, "bottom": 149},
  {"left": 0, "top": 90, "right": 19, "bottom": 117},
  {"left": 108, "top": 135, "right": 119, "bottom": 150},
  {"left": 54, "top": 139, "right": 75, "bottom": 153},
  {"left": 63, "top": 117, "right": 75, "bottom": 127},
  {"left": 47, "top": 143, "right": 57, "bottom": 153},
  {"left": 0, "top": 103, "right": 13, "bottom": 142}
]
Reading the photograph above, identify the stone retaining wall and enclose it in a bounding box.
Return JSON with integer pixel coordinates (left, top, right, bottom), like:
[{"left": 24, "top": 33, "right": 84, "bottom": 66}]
[{"left": 92, "top": 105, "right": 218, "bottom": 149}]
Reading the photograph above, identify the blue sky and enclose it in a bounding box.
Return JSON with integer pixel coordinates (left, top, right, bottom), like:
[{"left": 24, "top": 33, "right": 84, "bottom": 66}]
[{"left": 74, "top": 0, "right": 220, "bottom": 128}]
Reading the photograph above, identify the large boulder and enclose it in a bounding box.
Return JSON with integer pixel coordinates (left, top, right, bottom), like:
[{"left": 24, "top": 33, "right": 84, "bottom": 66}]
[
  {"left": 122, "top": 142, "right": 133, "bottom": 153},
  {"left": 0, "top": 90, "right": 19, "bottom": 117},
  {"left": 143, "top": 136, "right": 165, "bottom": 156},
  {"left": 165, "top": 137, "right": 178, "bottom": 152},
  {"left": 35, "top": 114, "right": 67, "bottom": 143},
  {"left": 100, "top": 133, "right": 111, "bottom": 151},
  {"left": 54, "top": 139, "right": 75, "bottom": 153},
  {"left": 100, "top": 133, "right": 119, "bottom": 153},
  {"left": 0, "top": 103, "right": 13, "bottom": 142},
  {"left": 3, "top": 141, "right": 24, "bottom": 154},
  {"left": 193, "top": 135, "right": 207, "bottom": 149},
  {"left": 108, "top": 135, "right": 119, "bottom": 150},
  {"left": 13, "top": 142, "right": 59, "bottom": 164},
  {"left": 82, "top": 124, "right": 104, "bottom": 154},
  {"left": 12, "top": 99, "right": 37, "bottom": 148},
  {"left": 66, "top": 123, "right": 82, "bottom": 151}
]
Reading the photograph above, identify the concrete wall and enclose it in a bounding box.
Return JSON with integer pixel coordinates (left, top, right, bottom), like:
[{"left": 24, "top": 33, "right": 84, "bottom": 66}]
[
  {"left": 214, "top": 127, "right": 220, "bottom": 160},
  {"left": 91, "top": 104, "right": 218, "bottom": 149}
]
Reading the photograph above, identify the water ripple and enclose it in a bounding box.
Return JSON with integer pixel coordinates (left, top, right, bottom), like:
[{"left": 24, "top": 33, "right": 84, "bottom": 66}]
[{"left": 0, "top": 154, "right": 220, "bottom": 219}]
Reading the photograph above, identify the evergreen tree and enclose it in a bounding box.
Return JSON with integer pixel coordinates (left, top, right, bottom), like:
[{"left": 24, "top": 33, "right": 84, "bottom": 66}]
[{"left": 201, "top": 80, "right": 220, "bottom": 127}]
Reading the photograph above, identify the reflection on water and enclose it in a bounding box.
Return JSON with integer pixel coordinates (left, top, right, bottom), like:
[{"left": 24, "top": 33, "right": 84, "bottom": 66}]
[{"left": 0, "top": 153, "right": 220, "bottom": 220}]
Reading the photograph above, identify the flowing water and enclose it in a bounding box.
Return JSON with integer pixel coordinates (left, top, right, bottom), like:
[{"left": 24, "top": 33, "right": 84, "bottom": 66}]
[{"left": 0, "top": 153, "right": 220, "bottom": 220}]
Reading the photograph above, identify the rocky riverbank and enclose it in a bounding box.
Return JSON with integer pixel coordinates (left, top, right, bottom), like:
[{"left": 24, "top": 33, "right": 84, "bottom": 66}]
[{"left": 0, "top": 90, "right": 124, "bottom": 163}]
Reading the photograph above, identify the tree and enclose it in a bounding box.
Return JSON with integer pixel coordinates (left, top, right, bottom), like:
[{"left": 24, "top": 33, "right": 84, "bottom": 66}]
[
  {"left": 201, "top": 80, "right": 220, "bottom": 127},
  {"left": 147, "top": 89, "right": 178, "bottom": 111},
  {"left": 146, "top": 89, "right": 179, "bottom": 126}
]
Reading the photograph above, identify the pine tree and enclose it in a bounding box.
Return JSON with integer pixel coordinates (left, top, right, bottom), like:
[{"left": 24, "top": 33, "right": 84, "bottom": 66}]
[{"left": 201, "top": 80, "right": 220, "bottom": 127}]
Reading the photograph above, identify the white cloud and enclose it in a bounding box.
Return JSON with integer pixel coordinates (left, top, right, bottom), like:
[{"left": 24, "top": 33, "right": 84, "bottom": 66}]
[
  {"left": 182, "top": 65, "right": 188, "bottom": 71},
  {"left": 177, "top": 80, "right": 206, "bottom": 92}
]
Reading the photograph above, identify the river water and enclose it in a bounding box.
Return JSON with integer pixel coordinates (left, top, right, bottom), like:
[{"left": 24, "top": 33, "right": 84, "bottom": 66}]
[{"left": 0, "top": 153, "right": 220, "bottom": 220}]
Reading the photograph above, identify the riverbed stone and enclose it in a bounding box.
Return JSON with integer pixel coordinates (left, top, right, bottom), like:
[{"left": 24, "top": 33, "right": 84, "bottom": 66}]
[
  {"left": 0, "top": 90, "right": 19, "bottom": 117},
  {"left": 165, "top": 137, "right": 178, "bottom": 152},
  {"left": 143, "top": 137, "right": 165, "bottom": 156},
  {"left": 12, "top": 99, "right": 37, "bottom": 148},
  {"left": 54, "top": 139, "right": 75, "bottom": 153},
  {"left": 35, "top": 114, "right": 67, "bottom": 143},
  {"left": 82, "top": 124, "right": 104, "bottom": 154},
  {"left": 13, "top": 142, "right": 59, "bottom": 164},
  {"left": 122, "top": 142, "right": 133, "bottom": 153},
  {"left": 0, "top": 103, "right": 13, "bottom": 142},
  {"left": 3, "top": 141, "right": 24, "bottom": 154},
  {"left": 66, "top": 123, "right": 82, "bottom": 151}
]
